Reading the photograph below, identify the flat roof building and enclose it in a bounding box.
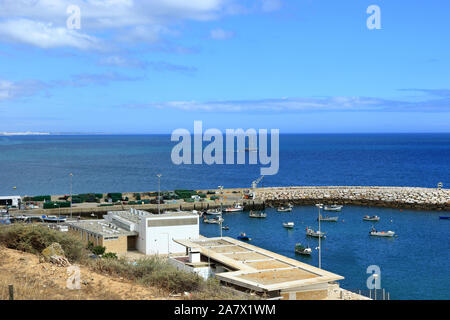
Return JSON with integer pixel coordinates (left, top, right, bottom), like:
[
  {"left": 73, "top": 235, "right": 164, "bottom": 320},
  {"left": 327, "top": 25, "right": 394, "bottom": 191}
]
[
  {"left": 0, "top": 196, "right": 21, "bottom": 207},
  {"left": 67, "top": 208, "right": 199, "bottom": 255},
  {"left": 173, "top": 237, "right": 346, "bottom": 300}
]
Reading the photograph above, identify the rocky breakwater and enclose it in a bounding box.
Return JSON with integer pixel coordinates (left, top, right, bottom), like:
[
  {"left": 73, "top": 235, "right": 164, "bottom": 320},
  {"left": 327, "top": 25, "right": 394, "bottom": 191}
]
[{"left": 258, "top": 186, "right": 450, "bottom": 211}]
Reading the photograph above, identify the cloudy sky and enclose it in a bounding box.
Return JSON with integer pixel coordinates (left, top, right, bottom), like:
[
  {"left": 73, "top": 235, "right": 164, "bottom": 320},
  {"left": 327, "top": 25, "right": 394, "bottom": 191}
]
[{"left": 1, "top": 0, "right": 449, "bottom": 133}]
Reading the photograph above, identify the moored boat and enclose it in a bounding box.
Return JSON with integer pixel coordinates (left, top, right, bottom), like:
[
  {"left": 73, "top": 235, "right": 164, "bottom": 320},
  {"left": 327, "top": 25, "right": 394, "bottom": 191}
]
[
  {"left": 249, "top": 210, "right": 267, "bottom": 218},
  {"left": 237, "top": 232, "right": 251, "bottom": 241},
  {"left": 363, "top": 215, "right": 380, "bottom": 221},
  {"left": 439, "top": 216, "right": 450, "bottom": 220},
  {"left": 223, "top": 204, "right": 244, "bottom": 213},
  {"left": 206, "top": 208, "right": 222, "bottom": 215},
  {"left": 295, "top": 243, "right": 312, "bottom": 255},
  {"left": 203, "top": 217, "right": 224, "bottom": 224},
  {"left": 323, "top": 205, "right": 343, "bottom": 212},
  {"left": 43, "top": 215, "right": 67, "bottom": 223},
  {"left": 369, "top": 227, "right": 395, "bottom": 237},
  {"left": 222, "top": 225, "right": 230, "bottom": 230},
  {"left": 282, "top": 222, "right": 295, "bottom": 228},
  {"left": 306, "top": 227, "right": 326, "bottom": 238},
  {"left": 277, "top": 206, "right": 292, "bottom": 212}
]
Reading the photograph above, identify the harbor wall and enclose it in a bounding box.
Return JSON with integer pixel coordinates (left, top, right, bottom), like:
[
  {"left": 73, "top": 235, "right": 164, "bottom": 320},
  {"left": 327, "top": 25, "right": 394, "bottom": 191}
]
[{"left": 257, "top": 186, "right": 450, "bottom": 211}]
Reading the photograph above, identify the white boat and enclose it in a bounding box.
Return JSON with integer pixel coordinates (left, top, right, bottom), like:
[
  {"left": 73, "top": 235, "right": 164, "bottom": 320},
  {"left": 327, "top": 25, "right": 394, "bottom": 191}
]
[
  {"left": 369, "top": 227, "right": 395, "bottom": 237},
  {"left": 249, "top": 211, "right": 267, "bottom": 218},
  {"left": 277, "top": 206, "right": 292, "bottom": 212},
  {"left": 283, "top": 222, "right": 295, "bottom": 228},
  {"left": 306, "top": 227, "right": 326, "bottom": 239},
  {"left": 203, "top": 217, "right": 224, "bottom": 224},
  {"left": 206, "top": 208, "right": 222, "bottom": 215},
  {"left": 43, "top": 215, "right": 67, "bottom": 223},
  {"left": 323, "top": 205, "right": 343, "bottom": 212},
  {"left": 363, "top": 215, "right": 380, "bottom": 221},
  {"left": 223, "top": 204, "right": 244, "bottom": 212},
  {"left": 318, "top": 215, "right": 338, "bottom": 222}
]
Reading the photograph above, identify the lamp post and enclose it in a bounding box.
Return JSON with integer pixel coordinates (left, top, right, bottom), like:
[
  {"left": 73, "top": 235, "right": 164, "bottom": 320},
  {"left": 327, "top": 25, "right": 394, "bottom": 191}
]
[
  {"left": 315, "top": 203, "right": 323, "bottom": 269},
  {"left": 157, "top": 174, "right": 162, "bottom": 215},
  {"left": 69, "top": 173, "right": 73, "bottom": 219},
  {"left": 218, "top": 186, "right": 223, "bottom": 211},
  {"left": 218, "top": 185, "right": 224, "bottom": 238}
]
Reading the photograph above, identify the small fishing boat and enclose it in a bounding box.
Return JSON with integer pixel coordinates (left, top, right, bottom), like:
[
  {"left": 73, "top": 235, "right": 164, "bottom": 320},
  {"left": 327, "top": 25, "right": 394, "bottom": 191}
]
[
  {"left": 363, "top": 215, "right": 380, "bottom": 221},
  {"left": 249, "top": 210, "right": 267, "bottom": 218},
  {"left": 318, "top": 215, "right": 338, "bottom": 222},
  {"left": 323, "top": 205, "right": 343, "bottom": 212},
  {"left": 306, "top": 227, "right": 326, "bottom": 239},
  {"left": 203, "top": 217, "right": 224, "bottom": 224},
  {"left": 283, "top": 222, "right": 295, "bottom": 229},
  {"left": 237, "top": 232, "right": 251, "bottom": 241},
  {"left": 43, "top": 215, "right": 66, "bottom": 223},
  {"left": 222, "top": 225, "right": 230, "bottom": 230},
  {"left": 295, "top": 243, "right": 312, "bottom": 256},
  {"left": 223, "top": 204, "right": 244, "bottom": 213},
  {"left": 206, "top": 208, "right": 222, "bottom": 216},
  {"left": 277, "top": 206, "right": 292, "bottom": 212},
  {"left": 369, "top": 227, "right": 395, "bottom": 237},
  {"left": 439, "top": 216, "right": 450, "bottom": 220}
]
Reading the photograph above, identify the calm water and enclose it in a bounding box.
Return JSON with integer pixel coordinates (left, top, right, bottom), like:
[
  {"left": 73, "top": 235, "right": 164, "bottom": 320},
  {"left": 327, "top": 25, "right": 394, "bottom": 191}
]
[
  {"left": 0, "top": 134, "right": 449, "bottom": 195},
  {"left": 0, "top": 134, "right": 449, "bottom": 299},
  {"left": 201, "top": 206, "right": 450, "bottom": 300}
]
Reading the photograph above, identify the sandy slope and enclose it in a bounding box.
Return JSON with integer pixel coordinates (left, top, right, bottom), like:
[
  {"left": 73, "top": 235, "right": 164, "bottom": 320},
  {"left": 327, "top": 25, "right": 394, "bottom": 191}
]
[{"left": 0, "top": 246, "right": 178, "bottom": 300}]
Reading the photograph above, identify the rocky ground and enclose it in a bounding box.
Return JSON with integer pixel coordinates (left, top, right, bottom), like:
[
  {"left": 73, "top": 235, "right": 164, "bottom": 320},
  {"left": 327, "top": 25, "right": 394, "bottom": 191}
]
[
  {"left": 257, "top": 186, "right": 450, "bottom": 211},
  {"left": 0, "top": 246, "right": 178, "bottom": 300}
]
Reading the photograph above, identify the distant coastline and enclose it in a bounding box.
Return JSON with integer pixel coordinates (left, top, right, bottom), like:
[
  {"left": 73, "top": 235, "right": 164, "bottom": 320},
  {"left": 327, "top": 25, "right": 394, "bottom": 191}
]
[{"left": 0, "top": 132, "right": 50, "bottom": 136}]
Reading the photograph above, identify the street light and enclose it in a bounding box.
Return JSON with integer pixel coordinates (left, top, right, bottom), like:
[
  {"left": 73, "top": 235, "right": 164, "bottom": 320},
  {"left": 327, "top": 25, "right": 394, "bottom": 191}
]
[
  {"left": 218, "top": 185, "right": 224, "bottom": 238},
  {"left": 69, "top": 173, "right": 73, "bottom": 219},
  {"left": 315, "top": 203, "right": 323, "bottom": 269},
  {"left": 157, "top": 174, "right": 162, "bottom": 215}
]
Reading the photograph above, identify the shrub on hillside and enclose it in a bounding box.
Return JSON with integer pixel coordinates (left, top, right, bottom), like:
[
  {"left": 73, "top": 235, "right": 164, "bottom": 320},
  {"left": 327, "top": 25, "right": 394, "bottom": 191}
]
[
  {"left": 0, "top": 224, "right": 86, "bottom": 262},
  {"left": 91, "top": 245, "right": 106, "bottom": 256}
]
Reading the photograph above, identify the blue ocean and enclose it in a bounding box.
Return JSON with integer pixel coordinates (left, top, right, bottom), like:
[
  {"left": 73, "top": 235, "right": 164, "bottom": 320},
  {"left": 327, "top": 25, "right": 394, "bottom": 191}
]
[
  {"left": 0, "top": 134, "right": 449, "bottom": 195},
  {"left": 0, "top": 133, "right": 449, "bottom": 299}
]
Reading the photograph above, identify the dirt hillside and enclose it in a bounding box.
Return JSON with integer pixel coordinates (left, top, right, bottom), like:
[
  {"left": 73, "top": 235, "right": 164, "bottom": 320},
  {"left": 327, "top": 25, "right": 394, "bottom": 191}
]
[{"left": 0, "top": 246, "right": 179, "bottom": 300}]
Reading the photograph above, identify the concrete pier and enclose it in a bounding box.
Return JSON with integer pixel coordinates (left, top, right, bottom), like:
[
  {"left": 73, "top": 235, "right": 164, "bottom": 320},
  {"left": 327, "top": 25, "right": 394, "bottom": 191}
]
[{"left": 8, "top": 185, "right": 450, "bottom": 217}]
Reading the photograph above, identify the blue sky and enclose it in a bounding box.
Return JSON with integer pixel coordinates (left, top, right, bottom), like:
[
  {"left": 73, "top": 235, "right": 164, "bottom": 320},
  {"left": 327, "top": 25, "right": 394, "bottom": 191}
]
[{"left": 0, "top": 0, "right": 449, "bottom": 133}]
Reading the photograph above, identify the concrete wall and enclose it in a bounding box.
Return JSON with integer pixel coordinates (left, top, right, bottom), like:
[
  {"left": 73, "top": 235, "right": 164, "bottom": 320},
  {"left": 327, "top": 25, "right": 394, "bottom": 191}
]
[
  {"left": 138, "top": 215, "right": 199, "bottom": 255},
  {"left": 280, "top": 282, "right": 330, "bottom": 300},
  {"left": 169, "top": 257, "right": 212, "bottom": 280},
  {"left": 67, "top": 225, "right": 127, "bottom": 254},
  {"left": 101, "top": 235, "right": 128, "bottom": 254}
]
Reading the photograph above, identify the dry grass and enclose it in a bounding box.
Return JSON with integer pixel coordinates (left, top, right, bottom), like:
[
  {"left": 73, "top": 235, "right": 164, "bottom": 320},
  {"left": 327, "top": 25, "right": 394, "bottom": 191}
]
[{"left": 0, "top": 264, "right": 122, "bottom": 300}]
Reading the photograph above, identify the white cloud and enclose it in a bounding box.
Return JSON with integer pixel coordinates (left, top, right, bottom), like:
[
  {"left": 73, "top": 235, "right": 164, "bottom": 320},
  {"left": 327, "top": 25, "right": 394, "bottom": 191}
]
[
  {"left": 209, "top": 28, "right": 234, "bottom": 40},
  {"left": 0, "top": 0, "right": 233, "bottom": 49},
  {"left": 0, "top": 79, "right": 48, "bottom": 101},
  {"left": 0, "top": 19, "right": 101, "bottom": 50},
  {"left": 123, "top": 94, "right": 450, "bottom": 113}
]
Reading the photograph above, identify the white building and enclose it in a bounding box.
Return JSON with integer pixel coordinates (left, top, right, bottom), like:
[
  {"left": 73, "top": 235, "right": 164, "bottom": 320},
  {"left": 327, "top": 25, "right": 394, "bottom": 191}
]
[
  {"left": 100, "top": 208, "right": 200, "bottom": 255},
  {"left": 136, "top": 211, "right": 199, "bottom": 255},
  {"left": 0, "top": 196, "right": 21, "bottom": 207}
]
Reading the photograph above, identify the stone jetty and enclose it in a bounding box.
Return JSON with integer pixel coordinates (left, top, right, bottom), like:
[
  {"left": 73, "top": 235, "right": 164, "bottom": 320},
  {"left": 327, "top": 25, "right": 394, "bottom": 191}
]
[{"left": 256, "top": 186, "right": 450, "bottom": 211}]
